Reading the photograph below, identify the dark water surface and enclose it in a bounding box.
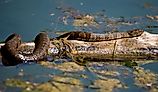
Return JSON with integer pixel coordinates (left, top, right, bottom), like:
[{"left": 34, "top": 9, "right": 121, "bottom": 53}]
[
  {"left": 0, "top": 0, "right": 158, "bottom": 92},
  {"left": 0, "top": 0, "right": 158, "bottom": 41}
]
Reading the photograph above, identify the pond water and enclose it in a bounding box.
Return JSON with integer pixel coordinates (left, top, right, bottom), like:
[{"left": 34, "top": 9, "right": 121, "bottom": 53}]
[
  {"left": 0, "top": 0, "right": 158, "bottom": 41},
  {"left": 0, "top": 0, "right": 158, "bottom": 92}
]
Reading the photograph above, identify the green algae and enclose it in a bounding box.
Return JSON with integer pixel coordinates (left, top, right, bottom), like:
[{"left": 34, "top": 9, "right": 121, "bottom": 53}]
[
  {"left": 31, "top": 76, "right": 83, "bottom": 92},
  {"left": 30, "top": 83, "right": 59, "bottom": 92},
  {"left": 39, "top": 61, "right": 85, "bottom": 72},
  {"left": 4, "top": 76, "right": 84, "bottom": 92},
  {"left": 93, "top": 78, "right": 123, "bottom": 92},
  {"left": 4, "top": 75, "right": 125, "bottom": 92},
  {"left": 4, "top": 61, "right": 128, "bottom": 92},
  {"left": 7, "top": 60, "right": 158, "bottom": 92},
  {"left": 1, "top": 2, "right": 158, "bottom": 92},
  {"left": 133, "top": 67, "right": 158, "bottom": 91},
  {"left": 72, "top": 14, "right": 99, "bottom": 27},
  {"left": 4, "top": 79, "right": 35, "bottom": 91},
  {"left": 123, "top": 61, "right": 138, "bottom": 68}
]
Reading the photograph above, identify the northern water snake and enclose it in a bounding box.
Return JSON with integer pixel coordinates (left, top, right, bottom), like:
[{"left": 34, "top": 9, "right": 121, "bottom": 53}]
[
  {"left": 56, "top": 29, "right": 144, "bottom": 42},
  {"left": 1, "top": 32, "right": 50, "bottom": 66},
  {"left": 2, "top": 29, "right": 157, "bottom": 66},
  {"left": 1, "top": 34, "right": 22, "bottom": 65}
]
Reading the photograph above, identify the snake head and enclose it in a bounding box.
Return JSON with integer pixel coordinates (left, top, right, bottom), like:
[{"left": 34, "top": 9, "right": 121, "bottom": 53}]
[{"left": 127, "top": 29, "right": 144, "bottom": 37}]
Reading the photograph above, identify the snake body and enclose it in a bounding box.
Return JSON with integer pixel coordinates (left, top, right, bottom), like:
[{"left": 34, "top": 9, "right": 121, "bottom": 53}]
[
  {"left": 20, "top": 32, "right": 50, "bottom": 61},
  {"left": 57, "top": 29, "right": 144, "bottom": 42},
  {"left": 1, "top": 29, "right": 144, "bottom": 66},
  {"left": 1, "top": 32, "right": 50, "bottom": 66},
  {"left": 1, "top": 34, "right": 22, "bottom": 65}
]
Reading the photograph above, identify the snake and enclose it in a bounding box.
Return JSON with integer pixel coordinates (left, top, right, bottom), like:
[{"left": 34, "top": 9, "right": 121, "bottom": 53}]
[
  {"left": 1, "top": 29, "right": 144, "bottom": 66},
  {"left": 56, "top": 29, "right": 144, "bottom": 42},
  {"left": 1, "top": 32, "right": 50, "bottom": 66},
  {"left": 1, "top": 33, "right": 22, "bottom": 66}
]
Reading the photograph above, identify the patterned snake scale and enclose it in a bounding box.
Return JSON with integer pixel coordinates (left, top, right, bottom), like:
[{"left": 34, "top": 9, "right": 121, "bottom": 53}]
[
  {"left": 1, "top": 32, "right": 50, "bottom": 66},
  {"left": 1, "top": 29, "right": 143, "bottom": 66},
  {"left": 57, "top": 29, "right": 144, "bottom": 42}
]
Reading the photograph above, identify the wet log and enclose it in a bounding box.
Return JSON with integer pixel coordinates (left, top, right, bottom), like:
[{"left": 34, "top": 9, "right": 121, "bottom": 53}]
[
  {"left": 49, "top": 31, "right": 158, "bottom": 61},
  {"left": 0, "top": 31, "right": 158, "bottom": 64}
]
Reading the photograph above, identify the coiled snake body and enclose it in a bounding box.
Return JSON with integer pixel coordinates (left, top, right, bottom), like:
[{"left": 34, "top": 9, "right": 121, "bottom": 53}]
[
  {"left": 1, "top": 32, "right": 50, "bottom": 66},
  {"left": 1, "top": 29, "right": 144, "bottom": 66}
]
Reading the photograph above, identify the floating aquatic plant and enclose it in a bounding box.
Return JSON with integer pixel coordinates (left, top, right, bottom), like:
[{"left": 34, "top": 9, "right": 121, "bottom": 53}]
[
  {"left": 133, "top": 67, "right": 158, "bottom": 91},
  {"left": 123, "top": 61, "right": 138, "bottom": 68}
]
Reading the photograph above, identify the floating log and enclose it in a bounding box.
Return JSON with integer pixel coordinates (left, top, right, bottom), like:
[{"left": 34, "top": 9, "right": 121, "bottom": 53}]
[
  {"left": 0, "top": 30, "right": 158, "bottom": 66},
  {"left": 49, "top": 30, "right": 158, "bottom": 61}
]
